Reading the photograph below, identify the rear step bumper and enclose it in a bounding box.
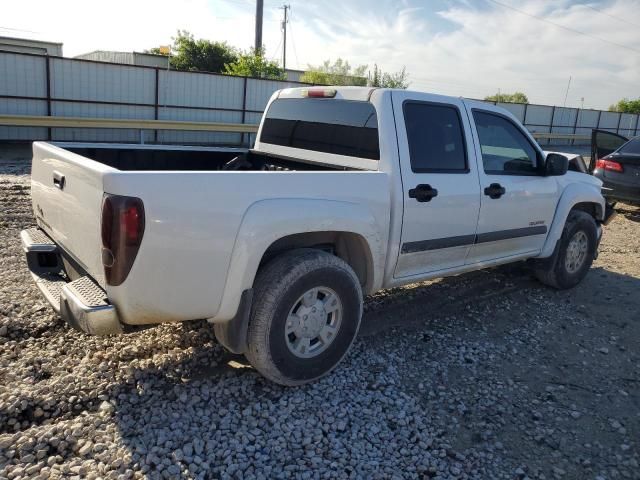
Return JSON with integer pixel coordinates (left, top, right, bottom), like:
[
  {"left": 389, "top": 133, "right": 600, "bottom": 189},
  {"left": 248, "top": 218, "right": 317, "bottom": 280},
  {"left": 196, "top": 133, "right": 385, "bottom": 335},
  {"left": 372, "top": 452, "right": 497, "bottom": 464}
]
[{"left": 21, "top": 228, "right": 123, "bottom": 335}]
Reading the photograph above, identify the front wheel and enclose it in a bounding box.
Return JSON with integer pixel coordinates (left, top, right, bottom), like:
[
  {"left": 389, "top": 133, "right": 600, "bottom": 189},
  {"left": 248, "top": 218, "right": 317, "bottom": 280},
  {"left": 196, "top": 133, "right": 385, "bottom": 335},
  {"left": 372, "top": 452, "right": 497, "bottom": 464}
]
[
  {"left": 245, "top": 249, "right": 363, "bottom": 386},
  {"left": 534, "top": 210, "right": 598, "bottom": 289}
]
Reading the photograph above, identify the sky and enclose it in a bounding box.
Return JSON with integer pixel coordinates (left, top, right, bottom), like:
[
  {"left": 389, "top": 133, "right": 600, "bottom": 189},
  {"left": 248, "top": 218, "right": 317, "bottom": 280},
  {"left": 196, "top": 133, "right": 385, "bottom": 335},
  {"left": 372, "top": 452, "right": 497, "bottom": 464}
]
[{"left": 2, "top": 0, "right": 639, "bottom": 109}]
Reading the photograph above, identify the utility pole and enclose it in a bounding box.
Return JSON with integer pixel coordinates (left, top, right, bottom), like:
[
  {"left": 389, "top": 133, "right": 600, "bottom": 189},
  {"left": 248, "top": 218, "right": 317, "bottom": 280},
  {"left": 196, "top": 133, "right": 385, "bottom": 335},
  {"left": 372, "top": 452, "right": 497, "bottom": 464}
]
[
  {"left": 281, "top": 4, "right": 290, "bottom": 69},
  {"left": 255, "top": 0, "right": 263, "bottom": 53}
]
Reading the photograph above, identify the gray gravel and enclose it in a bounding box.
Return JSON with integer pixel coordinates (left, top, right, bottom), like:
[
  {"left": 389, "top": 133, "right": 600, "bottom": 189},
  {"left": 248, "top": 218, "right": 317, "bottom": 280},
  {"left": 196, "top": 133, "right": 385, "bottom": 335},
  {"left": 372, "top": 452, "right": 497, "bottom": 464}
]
[{"left": 1, "top": 143, "right": 639, "bottom": 479}]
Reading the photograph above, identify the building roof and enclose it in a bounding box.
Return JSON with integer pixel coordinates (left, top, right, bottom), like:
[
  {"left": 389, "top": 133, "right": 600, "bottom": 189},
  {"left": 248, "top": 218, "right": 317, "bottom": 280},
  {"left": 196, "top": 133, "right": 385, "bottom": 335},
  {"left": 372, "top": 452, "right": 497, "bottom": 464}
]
[
  {"left": 74, "top": 50, "right": 167, "bottom": 58},
  {"left": 0, "top": 35, "right": 63, "bottom": 46}
]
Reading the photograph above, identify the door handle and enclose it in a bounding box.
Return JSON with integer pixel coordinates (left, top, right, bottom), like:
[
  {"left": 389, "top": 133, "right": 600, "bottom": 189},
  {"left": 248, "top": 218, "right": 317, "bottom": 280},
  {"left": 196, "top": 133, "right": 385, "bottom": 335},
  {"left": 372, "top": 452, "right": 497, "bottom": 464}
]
[
  {"left": 484, "top": 183, "right": 505, "bottom": 199},
  {"left": 53, "top": 171, "right": 65, "bottom": 190},
  {"left": 408, "top": 184, "right": 438, "bottom": 202}
]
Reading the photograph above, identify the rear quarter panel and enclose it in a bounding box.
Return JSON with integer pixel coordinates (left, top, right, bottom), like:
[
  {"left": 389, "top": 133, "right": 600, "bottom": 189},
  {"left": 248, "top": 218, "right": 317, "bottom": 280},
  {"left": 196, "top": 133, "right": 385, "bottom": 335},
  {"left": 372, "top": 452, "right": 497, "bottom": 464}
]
[{"left": 102, "top": 171, "right": 390, "bottom": 325}]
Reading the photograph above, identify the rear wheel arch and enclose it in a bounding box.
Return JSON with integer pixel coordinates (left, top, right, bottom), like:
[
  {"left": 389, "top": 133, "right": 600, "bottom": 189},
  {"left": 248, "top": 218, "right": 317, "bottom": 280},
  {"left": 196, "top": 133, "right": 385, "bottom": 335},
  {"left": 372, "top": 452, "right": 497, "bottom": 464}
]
[
  {"left": 259, "top": 231, "right": 375, "bottom": 294},
  {"left": 213, "top": 233, "right": 373, "bottom": 356}
]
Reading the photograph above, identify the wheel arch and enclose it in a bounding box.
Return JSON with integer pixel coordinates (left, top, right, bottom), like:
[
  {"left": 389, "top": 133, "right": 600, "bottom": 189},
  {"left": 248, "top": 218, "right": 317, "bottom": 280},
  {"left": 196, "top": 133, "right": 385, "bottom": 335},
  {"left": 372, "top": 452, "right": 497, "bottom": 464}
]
[
  {"left": 539, "top": 183, "right": 605, "bottom": 258},
  {"left": 212, "top": 198, "right": 385, "bottom": 323},
  {"left": 571, "top": 201, "right": 603, "bottom": 220},
  {"left": 260, "top": 230, "right": 375, "bottom": 292}
]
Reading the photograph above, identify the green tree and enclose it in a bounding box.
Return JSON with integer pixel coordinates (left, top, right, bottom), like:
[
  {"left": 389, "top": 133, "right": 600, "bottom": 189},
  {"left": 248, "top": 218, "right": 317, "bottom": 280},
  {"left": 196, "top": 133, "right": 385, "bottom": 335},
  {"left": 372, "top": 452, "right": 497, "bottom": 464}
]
[
  {"left": 147, "top": 30, "right": 238, "bottom": 73},
  {"left": 300, "top": 59, "right": 368, "bottom": 86},
  {"left": 368, "top": 64, "right": 409, "bottom": 89},
  {"left": 224, "top": 48, "right": 285, "bottom": 80},
  {"left": 609, "top": 98, "right": 640, "bottom": 114},
  {"left": 484, "top": 91, "right": 529, "bottom": 104}
]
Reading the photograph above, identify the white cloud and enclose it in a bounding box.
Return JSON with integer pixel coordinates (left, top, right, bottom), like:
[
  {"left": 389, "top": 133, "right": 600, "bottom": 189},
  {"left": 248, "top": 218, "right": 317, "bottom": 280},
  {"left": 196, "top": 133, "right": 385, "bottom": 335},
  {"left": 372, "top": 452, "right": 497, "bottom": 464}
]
[
  {"left": 2, "top": 0, "right": 639, "bottom": 109},
  {"left": 281, "top": 0, "right": 640, "bottom": 108}
]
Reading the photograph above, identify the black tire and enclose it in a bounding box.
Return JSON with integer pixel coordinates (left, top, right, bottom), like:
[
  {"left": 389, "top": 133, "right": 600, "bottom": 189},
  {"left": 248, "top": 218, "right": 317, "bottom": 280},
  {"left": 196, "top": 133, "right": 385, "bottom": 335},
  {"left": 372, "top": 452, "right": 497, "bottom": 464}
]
[
  {"left": 245, "top": 249, "right": 363, "bottom": 386},
  {"left": 534, "top": 210, "right": 598, "bottom": 289}
]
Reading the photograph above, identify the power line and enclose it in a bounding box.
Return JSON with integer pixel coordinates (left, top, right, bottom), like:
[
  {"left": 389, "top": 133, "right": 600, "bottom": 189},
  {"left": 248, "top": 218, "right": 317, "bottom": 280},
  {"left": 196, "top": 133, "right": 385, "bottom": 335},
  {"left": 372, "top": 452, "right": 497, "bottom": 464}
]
[
  {"left": 580, "top": 3, "right": 640, "bottom": 29},
  {"left": 268, "top": 30, "right": 283, "bottom": 62},
  {"left": 485, "top": 0, "right": 640, "bottom": 54},
  {"left": 287, "top": 8, "right": 301, "bottom": 69},
  {"left": 0, "top": 26, "right": 41, "bottom": 34},
  {"left": 408, "top": 77, "right": 579, "bottom": 105}
]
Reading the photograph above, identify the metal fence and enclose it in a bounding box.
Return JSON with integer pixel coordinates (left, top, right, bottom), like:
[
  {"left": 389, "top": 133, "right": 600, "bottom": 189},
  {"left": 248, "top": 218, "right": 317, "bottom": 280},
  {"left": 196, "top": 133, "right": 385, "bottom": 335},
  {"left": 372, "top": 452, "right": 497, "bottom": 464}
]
[
  {"left": 0, "top": 50, "right": 311, "bottom": 146},
  {"left": 489, "top": 101, "right": 639, "bottom": 147},
  {"left": 1, "top": 50, "right": 639, "bottom": 147}
]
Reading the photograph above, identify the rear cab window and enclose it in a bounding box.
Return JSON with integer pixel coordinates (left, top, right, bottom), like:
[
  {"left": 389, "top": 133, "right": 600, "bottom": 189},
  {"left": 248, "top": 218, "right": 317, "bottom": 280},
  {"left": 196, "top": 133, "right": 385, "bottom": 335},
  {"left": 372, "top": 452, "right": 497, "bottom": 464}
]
[{"left": 259, "top": 98, "right": 380, "bottom": 160}]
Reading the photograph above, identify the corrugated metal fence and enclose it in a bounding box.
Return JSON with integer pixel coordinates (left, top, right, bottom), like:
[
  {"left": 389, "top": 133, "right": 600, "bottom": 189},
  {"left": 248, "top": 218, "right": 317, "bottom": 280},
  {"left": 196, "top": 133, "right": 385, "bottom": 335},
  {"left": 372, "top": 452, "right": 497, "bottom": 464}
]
[
  {"left": 0, "top": 50, "right": 308, "bottom": 146},
  {"left": 1, "top": 50, "right": 639, "bottom": 146},
  {"left": 492, "top": 101, "right": 639, "bottom": 147}
]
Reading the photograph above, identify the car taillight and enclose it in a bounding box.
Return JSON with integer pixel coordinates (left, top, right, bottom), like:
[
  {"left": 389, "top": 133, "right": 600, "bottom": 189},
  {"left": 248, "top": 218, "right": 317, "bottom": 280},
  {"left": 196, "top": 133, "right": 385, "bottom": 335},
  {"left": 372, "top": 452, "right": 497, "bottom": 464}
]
[
  {"left": 595, "top": 158, "right": 624, "bottom": 173},
  {"left": 101, "top": 194, "right": 145, "bottom": 286}
]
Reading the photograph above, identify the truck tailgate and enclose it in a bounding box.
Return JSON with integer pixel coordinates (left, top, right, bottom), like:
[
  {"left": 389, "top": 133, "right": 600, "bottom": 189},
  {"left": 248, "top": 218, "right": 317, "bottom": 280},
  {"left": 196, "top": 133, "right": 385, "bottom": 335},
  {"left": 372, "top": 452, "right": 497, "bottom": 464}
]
[{"left": 30, "top": 142, "right": 111, "bottom": 287}]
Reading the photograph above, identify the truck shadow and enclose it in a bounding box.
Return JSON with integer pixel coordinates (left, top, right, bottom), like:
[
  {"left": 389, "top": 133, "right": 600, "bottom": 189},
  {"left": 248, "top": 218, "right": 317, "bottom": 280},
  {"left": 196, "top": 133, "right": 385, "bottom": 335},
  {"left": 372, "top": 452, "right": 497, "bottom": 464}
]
[
  {"left": 124, "top": 262, "right": 538, "bottom": 383},
  {"left": 111, "top": 260, "right": 638, "bottom": 387}
]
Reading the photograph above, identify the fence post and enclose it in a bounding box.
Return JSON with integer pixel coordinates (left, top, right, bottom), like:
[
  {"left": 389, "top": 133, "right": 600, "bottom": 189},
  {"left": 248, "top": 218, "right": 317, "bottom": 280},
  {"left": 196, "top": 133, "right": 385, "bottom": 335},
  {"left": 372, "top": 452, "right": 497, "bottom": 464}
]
[
  {"left": 616, "top": 112, "right": 622, "bottom": 135},
  {"left": 548, "top": 106, "right": 556, "bottom": 147},
  {"left": 572, "top": 108, "right": 580, "bottom": 146},
  {"left": 241, "top": 76, "right": 248, "bottom": 147},
  {"left": 45, "top": 56, "right": 52, "bottom": 141},
  {"left": 154, "top": 68, "right": 159, "bottom": 143}
]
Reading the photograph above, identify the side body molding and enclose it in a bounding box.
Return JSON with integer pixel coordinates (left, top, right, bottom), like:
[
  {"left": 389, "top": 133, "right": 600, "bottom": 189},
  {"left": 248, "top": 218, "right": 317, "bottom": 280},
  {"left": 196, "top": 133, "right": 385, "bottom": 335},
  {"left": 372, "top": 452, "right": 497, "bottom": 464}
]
[
  {"left": 538, "top": 182, "right": 605, "bottom": 258},
  {"left": 213, "top": 198, "right": 388, "bottom": 322}
]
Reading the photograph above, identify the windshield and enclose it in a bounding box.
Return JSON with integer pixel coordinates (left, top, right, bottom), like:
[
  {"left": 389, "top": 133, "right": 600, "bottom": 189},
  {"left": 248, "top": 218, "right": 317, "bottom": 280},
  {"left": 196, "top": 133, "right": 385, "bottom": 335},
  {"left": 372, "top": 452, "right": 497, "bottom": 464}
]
[
  {"left": 260, "top": 98, "right": 380, "bottom": 160},
  {"left": 618, "top": 137, "right": 640, "bottom": 155}
]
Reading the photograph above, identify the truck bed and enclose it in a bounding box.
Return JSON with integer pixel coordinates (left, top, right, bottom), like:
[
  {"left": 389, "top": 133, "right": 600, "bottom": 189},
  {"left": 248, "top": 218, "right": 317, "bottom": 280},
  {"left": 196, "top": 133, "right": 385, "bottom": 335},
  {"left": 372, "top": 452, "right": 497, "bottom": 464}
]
[
  {"left": 58, "top": 143, "right": 350, "bottom": 172},
  {"left": 29, "top": 141, "right": 389, "bottom": 328}
]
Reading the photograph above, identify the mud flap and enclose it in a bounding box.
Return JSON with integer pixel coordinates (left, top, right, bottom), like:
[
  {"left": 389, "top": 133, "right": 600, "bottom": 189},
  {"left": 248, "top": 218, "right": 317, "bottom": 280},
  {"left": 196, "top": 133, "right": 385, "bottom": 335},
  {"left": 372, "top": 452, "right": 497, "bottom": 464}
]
[{"left": 213, "top": 289, "right": 254, "bottom": 354}]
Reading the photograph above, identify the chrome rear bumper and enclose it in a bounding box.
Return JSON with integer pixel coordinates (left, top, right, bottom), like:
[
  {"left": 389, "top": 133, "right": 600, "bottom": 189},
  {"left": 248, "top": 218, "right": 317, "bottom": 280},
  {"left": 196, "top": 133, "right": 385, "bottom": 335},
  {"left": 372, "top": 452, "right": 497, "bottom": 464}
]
[{"left": 21, "top": 228, "right": 123, "bottom": 335}]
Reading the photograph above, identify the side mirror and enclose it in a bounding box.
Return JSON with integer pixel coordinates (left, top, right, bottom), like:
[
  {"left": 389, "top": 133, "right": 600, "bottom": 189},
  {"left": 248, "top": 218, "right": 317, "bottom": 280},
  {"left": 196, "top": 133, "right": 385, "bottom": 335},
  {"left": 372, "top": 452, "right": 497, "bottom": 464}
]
[{"left": 545, "top": 153, "right": 569, "bottom": 176}]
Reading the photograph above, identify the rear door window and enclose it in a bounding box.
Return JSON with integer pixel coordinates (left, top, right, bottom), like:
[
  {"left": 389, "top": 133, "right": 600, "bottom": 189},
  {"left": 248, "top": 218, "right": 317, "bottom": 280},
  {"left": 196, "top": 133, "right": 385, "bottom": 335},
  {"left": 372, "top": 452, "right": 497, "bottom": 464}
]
[
  {"left": 403, "top": 102, "right": 468, "bottom": 173},
  {"left": 260, "top": 98, "right": 379, "bottom": 160}
]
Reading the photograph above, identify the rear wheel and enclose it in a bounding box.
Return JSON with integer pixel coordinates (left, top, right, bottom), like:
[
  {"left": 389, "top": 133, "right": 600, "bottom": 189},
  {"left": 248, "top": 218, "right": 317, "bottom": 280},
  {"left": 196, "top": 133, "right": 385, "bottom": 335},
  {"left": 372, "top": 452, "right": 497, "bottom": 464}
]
[
  {"left": 534, "top": 210, "right": 598, "bottom": 289},
  {"left": 245, "top": 249, "right": 363, "bottom": 386}
]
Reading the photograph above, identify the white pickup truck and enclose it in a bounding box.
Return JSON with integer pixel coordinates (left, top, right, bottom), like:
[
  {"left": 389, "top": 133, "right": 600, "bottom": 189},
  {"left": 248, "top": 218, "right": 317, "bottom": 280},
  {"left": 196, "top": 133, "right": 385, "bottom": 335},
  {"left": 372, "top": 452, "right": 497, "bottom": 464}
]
[{"left": 22, "top": 87, "right": 614, "bottom": 385}]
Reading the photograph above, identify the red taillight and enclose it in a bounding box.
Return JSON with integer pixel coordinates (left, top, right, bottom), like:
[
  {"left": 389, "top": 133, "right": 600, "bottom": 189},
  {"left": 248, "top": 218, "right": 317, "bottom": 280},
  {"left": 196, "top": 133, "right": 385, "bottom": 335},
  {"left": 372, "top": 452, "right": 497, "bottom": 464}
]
[
  {"left": 101, "top": 194, "right": 145, "bottom": 286},
  {"left": 595, "top": 158, "right": 624, "bottom": 173},
  {"left": 303, "top": 88, "right": 337, "bottom": 98},
  {"left": 122, "top": 204, "right": 143, "bottom": 245}
]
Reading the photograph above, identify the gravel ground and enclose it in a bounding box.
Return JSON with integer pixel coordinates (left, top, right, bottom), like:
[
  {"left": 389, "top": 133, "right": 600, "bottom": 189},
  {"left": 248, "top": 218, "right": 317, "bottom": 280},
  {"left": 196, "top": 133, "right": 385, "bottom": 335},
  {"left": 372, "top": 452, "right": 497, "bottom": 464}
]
[{"left": 1, "top": 143, "right": 639, "bottom": 480}]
